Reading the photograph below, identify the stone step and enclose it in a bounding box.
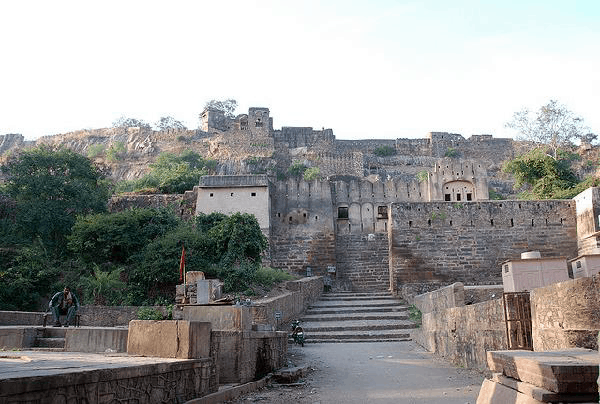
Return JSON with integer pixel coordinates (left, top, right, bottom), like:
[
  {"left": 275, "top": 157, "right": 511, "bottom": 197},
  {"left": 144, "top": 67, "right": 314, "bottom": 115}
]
[
  {"left": 318, "top": 295, "right": 399, "bottom": 301},
  {"left": 34, "top": 337, "right": 65, "bottom": 349},
  {"left": 302, "top": 312, "right": 409, "bottom": 322},
  {"left": 301, "top": 319, "right": 416, "bottom": 332},
  {"left": 307, "top": 337, "right": 412, "bottom": 344},
  {"left": 28, "top": 347, "right": 65, "bottom": 352},
  {"left": 40, "top": 327, "right": 68, "bottom": 337},
  {"left": 304, "top": 306, "right": 409, "bottom": 315},
  {"left": 323, "top": 292, "right": 392, "bottom": 298},
  {"left": 305, "top": 329, "right": 411, "bottom": 341},
  {"left": 308, "top": 300, "right": 404, "bottom": 308}
]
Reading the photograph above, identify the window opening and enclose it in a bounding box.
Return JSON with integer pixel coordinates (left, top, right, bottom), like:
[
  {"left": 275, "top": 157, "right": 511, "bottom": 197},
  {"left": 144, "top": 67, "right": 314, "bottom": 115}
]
[
  {"left": 466, "top": 193, "right": 472, "bottom": 201},
  {"left": 456, "top": 194, "right": 461, "bottom": 201},
  {"left": 444, "top": 194, "right": 451, "bottom": 201},
  {"left": 251, "top": 192, "right": 256, "bottom": 197},
  {"left": 338, "top": 207, "right": 349, "bottom": 219}
]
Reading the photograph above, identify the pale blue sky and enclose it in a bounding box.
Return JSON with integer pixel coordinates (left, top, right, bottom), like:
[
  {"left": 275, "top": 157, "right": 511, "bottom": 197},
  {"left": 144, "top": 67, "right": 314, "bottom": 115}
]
[{"left": 1, "top": 0, "right": 598, "bottom": 140}]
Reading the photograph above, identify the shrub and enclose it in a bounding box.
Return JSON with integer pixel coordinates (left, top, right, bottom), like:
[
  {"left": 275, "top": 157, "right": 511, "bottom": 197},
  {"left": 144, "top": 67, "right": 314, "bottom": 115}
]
[
  {"left": 416, "top": 171, "right": 428, "bottom": 183},
  {"left": 373, "top": 145, "right": 395, "bottom": 157},
  {"left": 444, "top": 147, "right": 458, "bottom": 158},
  {"left": 254, "top": 267, "right": 296, "bottom": 288},
  {"left": 87, "top": 144, "right": 105, "bottom": 158},
  {"left": 136, "top": 306, "right": 164, "bottom": 320},
  {"left": 303, "top": 167, "right": 320, "bottom": 181},
  {"left": 287, "top": 161, "right": 307, "bottom": 178}
]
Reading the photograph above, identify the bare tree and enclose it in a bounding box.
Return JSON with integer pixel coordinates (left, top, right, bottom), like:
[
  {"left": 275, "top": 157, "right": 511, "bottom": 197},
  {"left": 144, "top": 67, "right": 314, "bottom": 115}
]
[
  {"left": 506, "top": 100, "right": 589, "bottom": 158},
  {"left": 154, "top": 116, "right": 187, "bottom": 131},
  {"left": 112, "top": 116, "right": 152, "bottom": 130},
  {"left": 203, "top": 99, "right": 238, "bottom": 119}
]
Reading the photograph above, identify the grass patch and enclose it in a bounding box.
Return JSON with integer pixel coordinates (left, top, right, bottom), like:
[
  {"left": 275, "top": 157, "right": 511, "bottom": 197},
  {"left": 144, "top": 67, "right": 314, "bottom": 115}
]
[{"left": 408, "top": 304, "right": 422, "bottom": 327}]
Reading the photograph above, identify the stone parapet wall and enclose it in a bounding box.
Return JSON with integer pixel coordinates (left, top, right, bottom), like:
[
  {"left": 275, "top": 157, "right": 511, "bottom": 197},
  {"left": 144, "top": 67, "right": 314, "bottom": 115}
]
[
  {"left": 0, "top": 357, "right": 217, "bottom": 403},
  {"left": 250, "top": 277, "right": 323, "bottom": 327},
  {"left": 210, "top": 330, "right": 287, "bottom": 384},
  {"left": 414, "top": 282, "right": 464, "bottom": 314},
  {"left": 531, "top": 273, "right": 600, "bottom": 351},
  {"left": 412, "top": 290, "right": 507, "bottom": 370}
]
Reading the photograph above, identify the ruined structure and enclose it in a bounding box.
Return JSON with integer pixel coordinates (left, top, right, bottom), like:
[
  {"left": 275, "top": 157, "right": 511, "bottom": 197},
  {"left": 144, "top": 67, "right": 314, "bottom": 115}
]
[{"left": 2, "top": 106, "right": 598, "bottom": 292}]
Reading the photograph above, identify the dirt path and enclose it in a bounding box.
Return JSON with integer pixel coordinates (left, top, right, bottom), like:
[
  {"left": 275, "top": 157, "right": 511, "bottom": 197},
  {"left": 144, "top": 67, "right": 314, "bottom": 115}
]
[{"left": 227, "top": 341, "right": 484, "bottom": 403}]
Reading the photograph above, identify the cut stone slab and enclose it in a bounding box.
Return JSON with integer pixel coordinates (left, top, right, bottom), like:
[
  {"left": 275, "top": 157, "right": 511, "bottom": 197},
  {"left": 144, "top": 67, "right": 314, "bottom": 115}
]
[
  {"left": 491, "top": 373, "right": 599, "bottom": 403},
  {"left": 476, "top": 378, "right": 543, "bottom": 404},
  {"left": 487, "top": 349, "right": 600, "bottom": 394}
]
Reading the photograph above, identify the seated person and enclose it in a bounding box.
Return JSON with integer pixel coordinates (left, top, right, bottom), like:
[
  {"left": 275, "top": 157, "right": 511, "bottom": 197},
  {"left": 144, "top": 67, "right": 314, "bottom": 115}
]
[{"left": 49, "top": 286, "right": 80, "bottom": 327}]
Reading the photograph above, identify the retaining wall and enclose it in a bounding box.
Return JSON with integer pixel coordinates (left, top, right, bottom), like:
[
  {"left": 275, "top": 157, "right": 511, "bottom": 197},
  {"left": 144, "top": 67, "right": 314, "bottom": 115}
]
[
  {"left": 412, "top": 283, "right": 507, "bottom": 371},
  {"left": 531, "top": 273, "right": 600, "bottom": 351}
]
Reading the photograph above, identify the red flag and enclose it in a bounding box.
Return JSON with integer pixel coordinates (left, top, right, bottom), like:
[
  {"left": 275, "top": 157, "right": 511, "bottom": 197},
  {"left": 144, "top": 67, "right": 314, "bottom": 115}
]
[{"left": 179, "top": 245, "right": 185, "bottom": 282}]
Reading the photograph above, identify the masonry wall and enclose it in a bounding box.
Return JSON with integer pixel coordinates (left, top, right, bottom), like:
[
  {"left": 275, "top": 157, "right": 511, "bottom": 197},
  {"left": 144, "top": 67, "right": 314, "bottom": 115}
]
[
  {"left": 412, "top": 283, "right": 507, "bottom": 371},
  {"left": 335, "top": 233, "right": 390, "bottom": 291},
  {"left": 531, "top": 273, "right": 600, "bottom": 351},
  {"left": 270, "top": 179, "right": 336, "bottom": 275},
  {"left": 389, "top": 200, "right": 578, "bottom": 289}
]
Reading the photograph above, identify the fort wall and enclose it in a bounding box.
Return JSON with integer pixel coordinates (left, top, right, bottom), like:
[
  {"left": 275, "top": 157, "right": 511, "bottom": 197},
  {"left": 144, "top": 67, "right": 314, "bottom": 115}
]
[{"left": 389, "top": 200, "right": 578, "bottom": 290}]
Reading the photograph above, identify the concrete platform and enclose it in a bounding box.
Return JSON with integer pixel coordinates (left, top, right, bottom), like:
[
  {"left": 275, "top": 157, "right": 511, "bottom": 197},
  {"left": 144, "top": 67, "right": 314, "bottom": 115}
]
[{"left": 0, "top": 350, "right": 216, "bottom": 403}]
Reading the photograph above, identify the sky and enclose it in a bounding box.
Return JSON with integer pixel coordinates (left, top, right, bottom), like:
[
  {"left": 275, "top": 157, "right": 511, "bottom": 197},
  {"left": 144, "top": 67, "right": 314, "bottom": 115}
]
[{"left": 1, "top": 0, "right": 599, "bottom": 141}]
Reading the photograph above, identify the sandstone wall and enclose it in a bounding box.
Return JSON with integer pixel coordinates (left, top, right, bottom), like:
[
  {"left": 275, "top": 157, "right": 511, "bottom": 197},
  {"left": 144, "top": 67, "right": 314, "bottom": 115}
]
[
  {"left": 412, "top": 283, "right": 507, "bottom": 370},
  {"left": 389, "top": 200, "right": 577, "bottom": 288},
  {"left": 0, "top": 358, "right": 217, "bottom": 403},
  {"left": 531, "top": 273, "right": 600, "bottom": 351},
  {"left": 270, "top": 179, "right": 336, "bottom": 275},
  {"left": 250, "top": 277, "right": 323, "bottom": 327},
  {"left": 335, "top": 233, "right": 389, "bottom": 291}
]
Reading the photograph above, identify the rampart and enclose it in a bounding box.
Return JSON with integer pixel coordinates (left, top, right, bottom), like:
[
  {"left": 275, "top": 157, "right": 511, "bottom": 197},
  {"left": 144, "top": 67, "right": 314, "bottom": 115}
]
[{"left": 389, "top": 200, "right": 578, "bottom": 289}]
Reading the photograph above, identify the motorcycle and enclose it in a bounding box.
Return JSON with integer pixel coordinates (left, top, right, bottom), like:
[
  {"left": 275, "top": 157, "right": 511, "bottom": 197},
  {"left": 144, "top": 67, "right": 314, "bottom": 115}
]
[{"left": 290, "top": 320, "right": 305, "bottom": 347}]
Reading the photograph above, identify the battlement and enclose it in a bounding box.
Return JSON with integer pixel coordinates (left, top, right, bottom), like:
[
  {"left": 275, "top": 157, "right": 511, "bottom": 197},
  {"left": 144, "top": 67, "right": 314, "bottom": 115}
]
[{"left": 199, "top": 174, "right": 269, "bottom": 188}]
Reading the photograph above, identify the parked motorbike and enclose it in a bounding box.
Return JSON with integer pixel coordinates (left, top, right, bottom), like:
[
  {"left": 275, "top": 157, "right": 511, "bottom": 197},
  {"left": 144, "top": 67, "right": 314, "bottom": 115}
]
[{"left": 290, "top": 320, "right": 305, "bottom": 346}]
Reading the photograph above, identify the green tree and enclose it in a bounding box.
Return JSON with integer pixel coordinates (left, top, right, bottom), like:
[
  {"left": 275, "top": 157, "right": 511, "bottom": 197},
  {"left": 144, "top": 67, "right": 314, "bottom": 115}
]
[
  {"left": 68, "top": 207, "right": 180, "bottom": 264},
  {"left": 502, "top": 147, "right": 579, "bottom": 199},
  {"left": 506, "top": 100, "right": 589, "bottom": 159},
  {"left": 115, "top": 150, "right": 216, "bottom": 194},
  {"left": 1, "top": 146, "right": 109, "bottom": 252},
  {"left": 81, "top": 267, "right": 125, "bottom": 305}
]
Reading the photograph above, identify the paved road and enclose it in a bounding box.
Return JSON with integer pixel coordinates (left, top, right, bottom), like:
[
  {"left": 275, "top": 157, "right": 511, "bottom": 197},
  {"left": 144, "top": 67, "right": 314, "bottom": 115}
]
[{"left": 230, "top": 341, "right": 484, "bottom": 404}]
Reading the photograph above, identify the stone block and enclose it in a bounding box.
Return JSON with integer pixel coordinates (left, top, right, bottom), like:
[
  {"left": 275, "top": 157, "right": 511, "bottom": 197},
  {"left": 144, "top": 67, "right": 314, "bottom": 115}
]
[
  {"left": 476, "top": 378, "right": 543, "bottom": 404},
  {"left": 414, "top": 282, "right": 464, "bottom": 314},
  {"left": 186, "top": 271, "right": 205, "bottom": 284},
  {"left": 490, "top": 373, "right": 599, "bottom": 403},
  {"left": 183, "top": 305, "right": 252, "bottom": 331},
  {"left": 64, "top": 327, "right": 128, "bottom": 353},
  {"left": 487, "top": 349, "right": 600, "bottom": 393},
  {"left": 127, "top": 320, "right": 211, "bottom": 358}
]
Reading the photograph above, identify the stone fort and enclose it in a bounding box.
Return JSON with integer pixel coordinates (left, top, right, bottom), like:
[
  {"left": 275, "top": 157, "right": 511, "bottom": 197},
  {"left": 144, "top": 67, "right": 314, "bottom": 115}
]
[{"left": 3, "top": 106, "right": 598, "bottom": 292}]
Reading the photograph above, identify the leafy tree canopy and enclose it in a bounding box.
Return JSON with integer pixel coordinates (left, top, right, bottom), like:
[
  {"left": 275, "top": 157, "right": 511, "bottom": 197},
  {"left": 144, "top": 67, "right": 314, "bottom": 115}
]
[
  {"left": 204, "top": 99, "right": 238, "bottom": 118},
  {"left": 506, "top": 100, "right": 590, "bottom": 158},
  {"left": 115, "top": 150, "right": 217, "bottom": 194},
  {"left": 0, "top": 146, "right": 109, "bottom": 251},
  {"left": 502, "top": 147, "right": 581, "bottom": 199}
]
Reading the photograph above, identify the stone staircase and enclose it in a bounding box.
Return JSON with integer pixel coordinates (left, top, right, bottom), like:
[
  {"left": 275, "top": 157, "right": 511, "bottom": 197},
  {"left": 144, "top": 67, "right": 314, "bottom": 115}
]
[
  {"left": 32, "top": 327, "right": 66, "bottom": 351},
  {"left": 300, "top": 291, "right": 417, "bottom": 343}
]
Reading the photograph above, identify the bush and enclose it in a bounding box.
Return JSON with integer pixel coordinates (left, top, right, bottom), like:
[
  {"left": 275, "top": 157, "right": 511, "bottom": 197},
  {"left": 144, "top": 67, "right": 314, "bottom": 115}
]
[
  {"left": 373, "top": 145, "right": 395, "bottom": 157},
  {"left": 254, "top": 267, "right": 296, "bottom": 288},
  {"left": 87, "top": 144, "right": 105, "bottom": 158},
  {"left": 136, "top": 306, "right": 164, "bottom": 320},
  {"left": 444, "top": 147, "right": 458, "bottom": 158},
  {"left": 303, "top": 167, "right": 320, "bottom": 181},
  {"left": 288, "top": 161, "right": 307, "bottom": 178}
]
